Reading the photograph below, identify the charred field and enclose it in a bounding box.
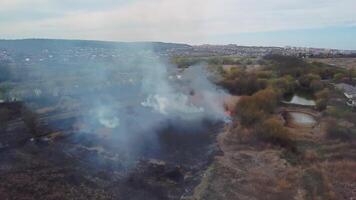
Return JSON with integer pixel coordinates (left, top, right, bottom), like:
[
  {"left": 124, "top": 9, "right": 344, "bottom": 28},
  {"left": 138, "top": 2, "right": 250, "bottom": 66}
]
[
  {"left": 0, "top": 41, "right": 228, "bottom": 200},
  {"left": 0, "top": 112, "right": 222, "bottom": 200}
]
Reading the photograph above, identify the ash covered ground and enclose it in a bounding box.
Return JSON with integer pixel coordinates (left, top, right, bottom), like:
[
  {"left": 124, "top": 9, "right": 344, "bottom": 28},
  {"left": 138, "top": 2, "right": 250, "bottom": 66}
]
[{"left": 0, "top": 41, "right": 228, "bottom": 199}]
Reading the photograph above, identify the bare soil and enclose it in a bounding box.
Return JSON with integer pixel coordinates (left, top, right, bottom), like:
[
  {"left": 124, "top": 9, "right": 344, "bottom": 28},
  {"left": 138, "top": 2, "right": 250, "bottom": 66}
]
[{"left": 189, "top": 107, "right": 356, "bottom": 200}]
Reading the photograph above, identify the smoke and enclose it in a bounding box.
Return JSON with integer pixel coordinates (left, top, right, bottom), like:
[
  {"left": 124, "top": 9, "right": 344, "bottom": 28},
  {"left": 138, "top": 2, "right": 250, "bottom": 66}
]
[
  {"left": 95, "top": 106, "right": 120, "bottom": 129},
  {"left": 74, "top": 48, "right": 228, "bottom": 165},
  {"left": 142, "top": 93, "right": 204, "bottom": 115},
  {"left": 3, "top": 43, "right": 228, "bottom": 166},
  {"left": 137, "top": 52, "right": 226, "bottom": 121}
]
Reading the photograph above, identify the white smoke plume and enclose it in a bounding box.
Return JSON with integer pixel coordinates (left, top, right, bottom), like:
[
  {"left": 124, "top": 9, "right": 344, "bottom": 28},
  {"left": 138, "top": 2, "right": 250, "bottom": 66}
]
[{"left": 3, "top": 42, "right": 228, "bottom": 165}]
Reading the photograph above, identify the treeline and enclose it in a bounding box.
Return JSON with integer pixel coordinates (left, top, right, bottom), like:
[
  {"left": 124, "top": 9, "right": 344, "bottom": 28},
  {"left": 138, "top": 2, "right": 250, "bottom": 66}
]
[
  {"left": 218, "top": 55, "right": 349, "bottom": 151},
  {"left": 171, "top": 56, "right": 248, "bottom": 68},
  {"left": 265, "top": 54, "right": 355, "bottom": 83}
]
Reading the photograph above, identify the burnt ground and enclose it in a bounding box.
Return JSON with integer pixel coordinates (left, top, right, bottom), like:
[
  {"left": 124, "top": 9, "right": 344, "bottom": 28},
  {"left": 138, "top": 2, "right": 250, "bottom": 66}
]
[{"left": 0, "top": 103, "right": 222, "bottom": 200}]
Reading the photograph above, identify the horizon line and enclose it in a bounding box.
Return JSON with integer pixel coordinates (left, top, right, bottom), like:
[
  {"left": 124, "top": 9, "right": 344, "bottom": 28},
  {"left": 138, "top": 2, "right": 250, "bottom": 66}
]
[{"left": 0, "top": 37, "right": 355, "bottom": 51}]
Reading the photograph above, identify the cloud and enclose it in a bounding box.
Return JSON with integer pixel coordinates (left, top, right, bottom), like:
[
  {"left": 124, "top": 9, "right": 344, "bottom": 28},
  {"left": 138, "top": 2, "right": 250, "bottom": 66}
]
[{"left": 0, "top": 0, "right": 355, "bottom": 44}]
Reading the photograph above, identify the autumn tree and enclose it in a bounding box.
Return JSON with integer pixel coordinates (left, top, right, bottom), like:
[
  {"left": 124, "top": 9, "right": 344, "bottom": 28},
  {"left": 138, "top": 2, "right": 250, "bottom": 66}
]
[
  {"left": 235, "top": 88, "right": 280, "bottom": 127},
  {"left": 235, "top": 96, "right": 266, "bottom": 126},
  {"left": 315, "top": 88, "right": 330, "bottom": 111},
  {"left": 271, "top": 75, "right": 296, "bottom": 95},
  {"left": 257, "top": 117, "right": 296, "bottom": 151},
  {"left": 298, "top": 73, "right": 321, "bottom": 90}
]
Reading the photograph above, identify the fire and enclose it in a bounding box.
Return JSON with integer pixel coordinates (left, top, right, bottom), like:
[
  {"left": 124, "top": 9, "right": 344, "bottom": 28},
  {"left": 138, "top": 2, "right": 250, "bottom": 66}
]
[{"left": 224, "top": 110, "right": 232, "bottom": 117}]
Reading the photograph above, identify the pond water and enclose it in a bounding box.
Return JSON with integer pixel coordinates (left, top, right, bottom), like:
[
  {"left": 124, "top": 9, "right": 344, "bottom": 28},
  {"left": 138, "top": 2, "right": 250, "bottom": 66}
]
[
  {"left": 285, "top": 94, "right": 316, "bottom": 106},
  {"left": 289, "top": 95, "right": 316, "bottom": 106},
  {"left": 288, "top": 112, "right": 316, "bottom": 127}
]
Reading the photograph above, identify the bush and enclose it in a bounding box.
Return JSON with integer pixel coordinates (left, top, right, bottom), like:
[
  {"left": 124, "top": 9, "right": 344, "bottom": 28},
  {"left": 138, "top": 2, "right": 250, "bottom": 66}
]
[
  {"left": 236, "top": 96, "right": 266, "bottom": 126},
  {"left": 298, "top": 73, "right": 321, "bottom": 91},
  {"left": 310, "top": 79, "right": 324, "bottom": 92},
  {"left": 256, "top": 71, "right": 273, "bottom": 79},
  {"left": 302, "top": 167, "right": 333, "bottom": 200},
  {"left": 316, "top": 98, "right": 328, "bottom": 111},
  {"left": 315, "top": 88, "right": 330, "bottom": 100},
  {"left": 253, "top": 88, "right": 280, "bottom": 113},
  {"left": 257, "top": 118, "right": 296, "bottom": 151},
  {"left": 333, "top": 73, "right": 345, "bottom": 81},
  {"left": 326, "top": 119, "right": 355, "bottom": 141},
  {"left": 235, "top": 88, "right": 280, "bottom": 126},
  {"left": 271, "top": 75, "right": 296, "bottom": 95},
  {"left": 220, "top": 71, "right": 267, "bottom": 95},
  {"left": 315, "top": 89, "right": 330, "bottom": 111},
  {"left": 171, "top": 57, "right": 200, "bottom": 68}
]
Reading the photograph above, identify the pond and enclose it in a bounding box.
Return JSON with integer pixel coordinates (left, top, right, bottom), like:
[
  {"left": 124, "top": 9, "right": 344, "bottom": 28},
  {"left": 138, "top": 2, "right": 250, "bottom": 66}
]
[
  {"left": 284, "top": 93, "right": 316, "bottom": 106},
  {"left": 287, "top": 112, "right": 317, "bottom": 127},
  {"left": 289, "top": 95, "right": 316, "bottom": 106}
]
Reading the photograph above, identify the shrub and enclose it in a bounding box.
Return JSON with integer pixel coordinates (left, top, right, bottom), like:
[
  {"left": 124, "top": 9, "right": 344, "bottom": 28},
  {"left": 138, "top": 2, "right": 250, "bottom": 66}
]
[
  {"left": 271, "top": 75, "right": 296, "bottom": 95},
  {"left": 257, "top": 117, "right": 296, "bottom": 151},
  {"left": 316, "top": 98, "right": 328, "bottom": 111},
  {"left": 298, "top": 73, "right": 321, "bottom": 90},
  {"left": 235, "top": 88, "right": 280, "bottom": 126},
  {"left": 256, "top": 71, "right": 273, "bottom": 79},
  {"left": 315, "top": 88, "right": 330, "bottom": 111},
  {"left": 316, "top": 88, "right": 330, "bottom": 100},
  {"left": 220, "top": 71, "right": 267, "bottom": 95},
  {"left": 171, "top": 57, "right": 200, "bottom": 68},
  {"left": 333, "top": 73, "right": 345, "bottom": 81},
  {"left": 253, "top": 87, "right": 280, "bottom": 113},
  {"left": 326, "top": 119, "right": 355, "bottom": 141},
  {"left": 235, "top": 96, "right": 266, "bottom": 126},
  {"left": 310, "top": 79, "right": 324, "bottom": 92},
  {"left": 302, "top": 167, "right": 333, "bottom": 200}
]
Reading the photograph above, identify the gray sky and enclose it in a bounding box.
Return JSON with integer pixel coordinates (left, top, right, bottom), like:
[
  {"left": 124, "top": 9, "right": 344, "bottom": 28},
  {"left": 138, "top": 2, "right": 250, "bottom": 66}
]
[{"left": 1, "top": 0, "right": 356, "bottom": 49}]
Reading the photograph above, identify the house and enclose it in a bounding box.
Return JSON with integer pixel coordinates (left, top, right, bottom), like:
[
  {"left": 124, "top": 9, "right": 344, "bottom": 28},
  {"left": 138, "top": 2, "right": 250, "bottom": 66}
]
[{"left": 335, "top": 83, "right": 356, "bottom": 107}]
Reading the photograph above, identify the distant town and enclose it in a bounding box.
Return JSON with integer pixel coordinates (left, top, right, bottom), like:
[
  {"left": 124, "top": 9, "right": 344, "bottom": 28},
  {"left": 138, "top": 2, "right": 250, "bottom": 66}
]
[{"left": 1, "top": 39, "right": 356, "bottom": 66}]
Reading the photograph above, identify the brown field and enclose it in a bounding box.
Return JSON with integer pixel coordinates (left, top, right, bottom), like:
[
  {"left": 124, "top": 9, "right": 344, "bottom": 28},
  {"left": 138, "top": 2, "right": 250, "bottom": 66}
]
[{"left": 308, "top": 58, "right": 356, "bottom": 69}]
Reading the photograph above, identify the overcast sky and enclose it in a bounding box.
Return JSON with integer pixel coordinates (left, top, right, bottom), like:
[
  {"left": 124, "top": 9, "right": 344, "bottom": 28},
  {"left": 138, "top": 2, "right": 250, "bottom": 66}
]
[{"left": 0, "top": 0, "right": 356, "bottom": 49}]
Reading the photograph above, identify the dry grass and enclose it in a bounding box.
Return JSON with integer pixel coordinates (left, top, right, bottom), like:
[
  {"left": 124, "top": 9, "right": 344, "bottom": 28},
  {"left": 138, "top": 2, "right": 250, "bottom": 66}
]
[{"left": 308, "top": 58, "right": 356, "bottom": 69}]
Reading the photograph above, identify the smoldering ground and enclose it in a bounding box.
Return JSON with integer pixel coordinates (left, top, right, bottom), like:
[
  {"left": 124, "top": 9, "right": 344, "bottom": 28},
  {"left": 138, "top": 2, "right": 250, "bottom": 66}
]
[
  {"left": 0, "top": 42, "right": 232, "bottom": 199},
  {"left": 73, "top": 50, "right": 227, "bottom": 168},
  {"left": 2, "top": 43, "right": 228, "bottom": 169}
]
